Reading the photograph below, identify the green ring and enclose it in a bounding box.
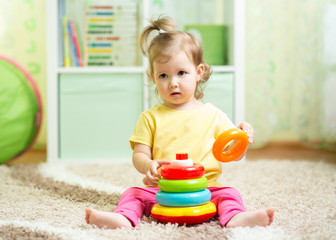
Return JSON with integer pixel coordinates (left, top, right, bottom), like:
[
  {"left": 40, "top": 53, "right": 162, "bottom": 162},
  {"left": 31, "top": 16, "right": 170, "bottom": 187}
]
[{"left": 158, "top": 177, "right": 208, "bottom": 193}]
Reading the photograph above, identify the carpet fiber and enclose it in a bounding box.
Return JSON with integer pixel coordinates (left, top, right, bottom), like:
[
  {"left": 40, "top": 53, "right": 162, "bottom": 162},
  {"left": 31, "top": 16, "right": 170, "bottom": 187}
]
[{"left": 1, "top": 159, "right": 335, "bottom": 240}]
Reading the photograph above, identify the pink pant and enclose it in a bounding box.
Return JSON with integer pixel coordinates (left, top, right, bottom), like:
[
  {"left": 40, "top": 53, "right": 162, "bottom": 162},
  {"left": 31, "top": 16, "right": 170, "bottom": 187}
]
[{"left": 114, "top": 187, "right": 245, "bottom": 227}]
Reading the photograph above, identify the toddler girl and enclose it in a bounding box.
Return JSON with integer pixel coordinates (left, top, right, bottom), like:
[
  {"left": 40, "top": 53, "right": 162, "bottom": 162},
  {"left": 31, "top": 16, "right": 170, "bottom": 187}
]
[{"left": 85, "top": 16, "right": 274, "bottom": 229}]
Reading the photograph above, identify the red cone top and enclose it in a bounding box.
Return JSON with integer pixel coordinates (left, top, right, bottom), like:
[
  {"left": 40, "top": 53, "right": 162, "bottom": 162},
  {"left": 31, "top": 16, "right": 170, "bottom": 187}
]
[{"left": 176, "top": 153, "right": 188, "bottom": 160}]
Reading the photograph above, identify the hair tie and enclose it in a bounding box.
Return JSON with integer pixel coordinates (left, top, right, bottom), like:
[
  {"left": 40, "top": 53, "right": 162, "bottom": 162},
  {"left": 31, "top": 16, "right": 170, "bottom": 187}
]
[{"left": 158, "top": 29, "right": 166, "bottom": 35}]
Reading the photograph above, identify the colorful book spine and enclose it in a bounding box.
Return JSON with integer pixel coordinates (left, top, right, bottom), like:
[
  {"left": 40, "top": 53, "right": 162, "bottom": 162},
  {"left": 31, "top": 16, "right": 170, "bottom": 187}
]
[
  {"left": 62, "top": 17, "right": 71, "bottom": 67},
  {"left": 67, "top": 20, "right": 79, "bottom": 66},
  {"left": 69, "top": 20, "right": 83, "bottom": 66}
]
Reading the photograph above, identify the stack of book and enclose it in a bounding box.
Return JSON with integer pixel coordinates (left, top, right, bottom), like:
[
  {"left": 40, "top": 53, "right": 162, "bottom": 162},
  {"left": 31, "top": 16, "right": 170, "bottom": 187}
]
[
  {"left": 83, "top": 3, "right": 139, "bottom": 66},
  {"left": 63, "top": 17, "right": 83, "bottom": 67}
]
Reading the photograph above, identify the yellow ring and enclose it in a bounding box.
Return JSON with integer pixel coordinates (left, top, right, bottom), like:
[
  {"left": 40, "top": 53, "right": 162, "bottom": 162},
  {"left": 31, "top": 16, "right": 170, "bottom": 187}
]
[{"left": 151, "top": 202, "right": 216, "bottom": 217}]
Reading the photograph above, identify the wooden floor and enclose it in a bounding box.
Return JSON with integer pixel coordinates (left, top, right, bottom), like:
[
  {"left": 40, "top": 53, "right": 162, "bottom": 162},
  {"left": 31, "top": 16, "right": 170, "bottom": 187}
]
[
  {"left": 6, "top": 142, "right": 336, "bottom": 165},
  {"left": 7, "top": 149, "right": 47, "bottom": 165},
  {"left": 246, "top": 142, "right": 336, "bottom": 163}
]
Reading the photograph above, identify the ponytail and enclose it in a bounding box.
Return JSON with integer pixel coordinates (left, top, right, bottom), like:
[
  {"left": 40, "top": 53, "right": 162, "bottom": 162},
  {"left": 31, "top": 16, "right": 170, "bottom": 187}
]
[{"left": 140, "top": 15, "right": 176, "bottom": 56}]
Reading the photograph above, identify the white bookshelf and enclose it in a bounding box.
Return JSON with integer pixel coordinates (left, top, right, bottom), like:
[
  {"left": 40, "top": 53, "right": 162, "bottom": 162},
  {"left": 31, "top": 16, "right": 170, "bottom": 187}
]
[{"left": 46, "top": 0, "right": 245, "bottom": 162}]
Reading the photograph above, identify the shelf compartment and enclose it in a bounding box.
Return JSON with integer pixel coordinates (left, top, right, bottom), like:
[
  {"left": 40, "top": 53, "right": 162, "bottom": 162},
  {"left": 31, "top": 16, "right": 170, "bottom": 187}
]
[
  {"left": 203, "top": 72, "right": 234, "bottom": 121},
  {"left": 58, "top": 73, "right": 143, "bottom": 159},
  {"left": 59, "top": 0, "right": 142, "bottom": 67}
]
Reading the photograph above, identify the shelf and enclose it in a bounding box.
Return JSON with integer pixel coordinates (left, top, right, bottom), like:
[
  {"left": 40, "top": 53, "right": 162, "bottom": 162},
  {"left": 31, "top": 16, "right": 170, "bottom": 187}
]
[
  {"left": 57, "top": 65, "right": 235, "bottom": 74},
  {"left": 57, "top": 66, "right": 146, "bottom": 74},
  {"left": 59, "top": 0, "right": 234, "bottom": 68},
  {"left": 212, "top": 66, "right": 235, "bottom": 72}
]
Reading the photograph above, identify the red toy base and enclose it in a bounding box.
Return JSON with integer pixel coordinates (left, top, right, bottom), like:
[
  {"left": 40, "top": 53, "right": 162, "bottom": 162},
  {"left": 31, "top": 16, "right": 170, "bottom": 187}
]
[{"left": 152, "top": 212, "right": 216, "bottom": 225}]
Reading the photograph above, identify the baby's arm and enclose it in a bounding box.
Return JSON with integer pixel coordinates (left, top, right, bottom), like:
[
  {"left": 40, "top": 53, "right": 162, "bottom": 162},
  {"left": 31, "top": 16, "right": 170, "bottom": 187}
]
[{"left": 132, "top": 143, "right": 170, "bottom": 186}]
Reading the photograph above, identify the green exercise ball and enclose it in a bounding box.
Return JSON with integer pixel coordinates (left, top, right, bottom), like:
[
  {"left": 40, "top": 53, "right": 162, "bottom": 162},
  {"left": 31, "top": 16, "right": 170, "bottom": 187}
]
[{"left": 0, "top": 56, "right": 42, "bottom": 164}]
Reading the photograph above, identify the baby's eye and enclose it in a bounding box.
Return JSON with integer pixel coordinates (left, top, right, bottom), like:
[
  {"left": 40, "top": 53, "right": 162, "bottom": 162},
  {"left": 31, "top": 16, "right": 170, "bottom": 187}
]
[
  {"left": 159, "top": 73, "right": 168, "bottom": 79},
  {"left": 178, "top": 71, "right": 186, "bottom": 77}
]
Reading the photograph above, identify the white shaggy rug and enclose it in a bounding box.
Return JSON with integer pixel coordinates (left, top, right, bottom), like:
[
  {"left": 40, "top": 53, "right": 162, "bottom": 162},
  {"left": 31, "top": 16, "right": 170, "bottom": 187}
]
[{"left": 0, "top": 159, "right": 335, "bottom": 240}]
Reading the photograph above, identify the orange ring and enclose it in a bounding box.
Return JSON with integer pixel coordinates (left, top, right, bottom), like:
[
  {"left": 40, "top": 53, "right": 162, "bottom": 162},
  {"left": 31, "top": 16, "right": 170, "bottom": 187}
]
[{"left": 212, "top": 129, "right": 248, "bottom": 163}]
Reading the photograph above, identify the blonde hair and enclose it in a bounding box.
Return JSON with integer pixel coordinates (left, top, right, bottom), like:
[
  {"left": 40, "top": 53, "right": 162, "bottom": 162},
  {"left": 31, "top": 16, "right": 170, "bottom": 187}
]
[{"left": 140, "top": 16, "right": 212, "bottom": 99}]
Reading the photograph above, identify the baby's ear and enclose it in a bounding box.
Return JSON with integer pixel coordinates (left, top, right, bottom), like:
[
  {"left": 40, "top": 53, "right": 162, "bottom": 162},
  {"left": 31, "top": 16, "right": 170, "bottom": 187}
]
[{"left": 196, "top": 64, "right": 205, "bottom": 81}]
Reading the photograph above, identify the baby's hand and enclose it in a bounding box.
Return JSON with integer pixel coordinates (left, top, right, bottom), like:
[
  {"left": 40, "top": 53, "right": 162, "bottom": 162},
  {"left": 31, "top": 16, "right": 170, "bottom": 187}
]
[
  {"left": 143, "top": 159, "right": 170, "bottom": 187},
  {"left": 238, "top": 121, "right": 254, "bottom": 144}
]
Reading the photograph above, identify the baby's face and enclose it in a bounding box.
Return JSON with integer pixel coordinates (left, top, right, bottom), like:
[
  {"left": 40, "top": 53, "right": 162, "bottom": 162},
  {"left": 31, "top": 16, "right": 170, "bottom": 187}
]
[{"left": 151, "top": 51, "right": 204, "bottom": 109}]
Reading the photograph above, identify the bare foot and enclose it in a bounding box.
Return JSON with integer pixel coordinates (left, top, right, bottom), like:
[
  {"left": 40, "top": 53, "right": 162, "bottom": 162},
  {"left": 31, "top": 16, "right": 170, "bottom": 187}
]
[
  {"left": 226, "top": 208, "right": 275, "bottom": 228},
  {"left": 85, "top": 208, "right": 132, "bottom": 229}
]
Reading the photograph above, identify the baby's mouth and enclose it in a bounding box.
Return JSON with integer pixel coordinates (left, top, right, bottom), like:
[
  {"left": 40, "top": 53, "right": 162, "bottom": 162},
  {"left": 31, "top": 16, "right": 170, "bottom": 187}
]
[{"left": 171, "top": 92, "right": 181, "bottom": 96}]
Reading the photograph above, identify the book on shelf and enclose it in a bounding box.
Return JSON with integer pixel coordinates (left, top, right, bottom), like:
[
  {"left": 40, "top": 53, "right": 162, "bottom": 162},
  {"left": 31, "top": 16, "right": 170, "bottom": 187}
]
[
  {"left": 62, "top": 17, "right": 83, "bottom": 67},
  {"left": 62, "top": 17, "right": 71, "bottom": 67},
  {"left": 69, "top": 20, "right": 83, "bottom": 66},
  {"left": 83, "top": 3, "right": 139, "bottom": 67}
]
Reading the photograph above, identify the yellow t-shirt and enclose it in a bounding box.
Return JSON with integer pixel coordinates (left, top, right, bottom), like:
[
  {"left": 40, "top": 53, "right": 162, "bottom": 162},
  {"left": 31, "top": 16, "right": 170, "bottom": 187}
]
[{"left": 129, "top": 103, "right": 236, "bottom": 187}]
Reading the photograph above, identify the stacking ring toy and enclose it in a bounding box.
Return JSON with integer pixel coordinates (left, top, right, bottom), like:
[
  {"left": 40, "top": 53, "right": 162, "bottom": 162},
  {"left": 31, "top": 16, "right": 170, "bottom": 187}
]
[
  {"left": 152, "top": 153, "right": 216, "bottom": 225},
  {"left": 158, "top": 177, "right": 208, "bottom": 193},
  {"left": 212, "top": 128, "right": 248, "bottom": 163},
  {"left": 160, "top": 163, "right": 204, "bottom": 180},
  {"left": 156, "top": 189, "right": 211, "bottom": 207},
  {"left": 151, "top": 202, "right": 217, "bottom": 225}
]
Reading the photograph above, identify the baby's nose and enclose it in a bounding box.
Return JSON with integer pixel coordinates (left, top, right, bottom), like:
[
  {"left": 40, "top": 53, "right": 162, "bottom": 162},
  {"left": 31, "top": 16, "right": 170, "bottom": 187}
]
[{"left": 169, "top": 76, "right": 179, "bottom": 88}]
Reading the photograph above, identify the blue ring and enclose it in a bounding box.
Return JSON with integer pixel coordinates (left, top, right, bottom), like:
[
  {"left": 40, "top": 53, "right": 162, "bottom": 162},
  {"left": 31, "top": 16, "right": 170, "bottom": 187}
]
[{"left": 156, "top": 189, "right": 211, "bottom": 207}]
